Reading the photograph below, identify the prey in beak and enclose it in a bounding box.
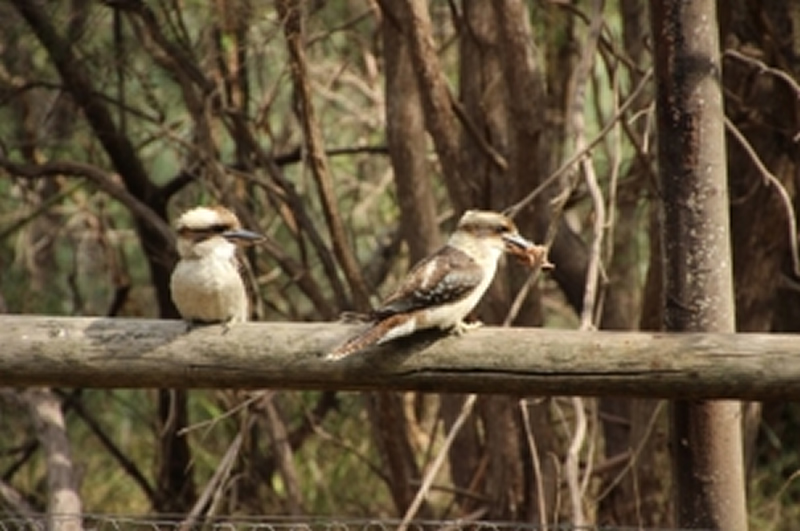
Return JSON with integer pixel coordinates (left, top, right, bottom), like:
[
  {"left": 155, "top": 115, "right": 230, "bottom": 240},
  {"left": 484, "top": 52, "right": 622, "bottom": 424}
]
[
  {"left": 503, "top": 232, "right": 554, "bottom": 270},
  {"left": 502, "top": 232, "right": 535, "bottom": 253}
]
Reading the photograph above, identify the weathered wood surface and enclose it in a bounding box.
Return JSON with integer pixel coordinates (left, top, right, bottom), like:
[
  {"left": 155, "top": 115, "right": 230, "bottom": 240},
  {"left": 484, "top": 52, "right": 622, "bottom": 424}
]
[{"left": 1, "top": 315, "right": 799, "bottom": 399}]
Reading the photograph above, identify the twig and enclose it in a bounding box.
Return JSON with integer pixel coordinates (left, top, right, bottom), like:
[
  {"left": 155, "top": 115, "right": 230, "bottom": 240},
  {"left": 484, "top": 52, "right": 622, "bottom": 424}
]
[
  {"left": 311, "top": 423, "right": 390, "bottom": 484},
  {"left": 0, "top": 478, "right": 39, "bottom": 525},
  {"left": 505, "top": 68, "right": 652, "bottom": 220},
  {"left": 565, "top": 396, "right": 588, "bottom": 527},
  {"left": 503, "top": 268, "right": 542, "bottom": 326},
  {"left": 579, "top": 399, "right": 598, "bottom": 497},
  {"left": 723, "top": 49, "right": 800, "bottom": 107},
  {"left": 178, "top": 391, "right": 269, "bottom": 437},
  {"left": 0, "top": 180, "right": 85, "bottom": 241},
  {"left": 520, "top": 399, "right": 548, "bottom": 530},
  {"left": 60, "top": 390, "right": 157, "bottom": 504},
  {"left": 449, "top": 90, "right": 508, "bottom": 171},
  {"left": 595, "top": 400, "right": 666, "bottom": 502},
  {"left": 261, "top": 396, "right": 304, "bottom": 514},
  {"left": 603, "top": 64, "right": 624, "bottom": 266},
  {"left": 563, "top": 1, "right": 603, "bottom": 525},
  {"left": 178, "top": 419, "right": 247, "bottom": 531},
  {"left": 724, "top": 116, "right": 800, "bottom": 278},
  {"left": 397, "top": 394, "right": 477, "bottom": 531},
  {"left": 277, "top": 0, "right": 372, "bottom": 312},
  {"left": 595, "top": 401, "right": 665, "bottom": 502},
  {"left": 0, "top": 158, "right": 174, "bottom": 250},
  {"left": 580, "top": 160, "right": 606, "bottom": 330}
]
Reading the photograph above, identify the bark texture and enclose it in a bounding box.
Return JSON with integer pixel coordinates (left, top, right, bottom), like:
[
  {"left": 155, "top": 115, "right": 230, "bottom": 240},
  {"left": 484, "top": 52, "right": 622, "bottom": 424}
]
[
  {"left": 651, "top": 1, "right": 748, "bottom": 528},
  {"left": 2, "top": 316, "right": 800, "bottom": 400}
]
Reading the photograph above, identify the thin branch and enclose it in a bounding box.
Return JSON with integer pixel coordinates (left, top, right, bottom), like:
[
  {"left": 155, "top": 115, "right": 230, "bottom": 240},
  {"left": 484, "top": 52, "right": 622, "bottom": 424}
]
[
  {"left": 724, "top": 117, "right": 800, "bottom": 278},
  {"left": 565, "top": 396, "right": 588, "bottom": 527},
  {"left": 259, "top": 396, "right": 304, "bottom": 514},
  {"left": 178, "top": 421, "right": 246, "bottom": 531},
  {"left": 448, "top": 91, "right": 508, "bottom": 171},
  {"left": 397, "top": 394, "right": 477, "bottom": 531},
  {"left": 594, "top": 401, "right": 665, "bottom": 502},
  {"left": 0, "top": 478, "right": 41, "bottom": 526},
  {"left": 0, "top": 180, "right": 85, "bottom": 241},
  {"left": 272, "top": 144, "right": 390, "bottom": 167},
  {"left": 104, "top": 0, "right": 213, "bottom": 93},
  {"left": 505, "top": 69, "right": 653, "bottom": 219},
  {"left": 277, "top": 0, "right": 372, "bottom": 312},
  {"left": 57, "top": 390, "right": 156, "bottom": 504},
  {"left": 723, "top": 49, "right": 800, "bottom": 110},
  {"left": 520, "top": 399, "right": 548, "bottom": 530},
  {"left": 0, "top": 158, "right": 174, "bottom": 250}
]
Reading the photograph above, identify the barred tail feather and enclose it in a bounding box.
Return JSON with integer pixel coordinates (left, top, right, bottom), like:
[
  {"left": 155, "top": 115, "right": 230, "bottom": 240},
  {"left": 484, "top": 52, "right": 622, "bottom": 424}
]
[{"left": 326, "top": 314, "right": 414, "bottom": 360}]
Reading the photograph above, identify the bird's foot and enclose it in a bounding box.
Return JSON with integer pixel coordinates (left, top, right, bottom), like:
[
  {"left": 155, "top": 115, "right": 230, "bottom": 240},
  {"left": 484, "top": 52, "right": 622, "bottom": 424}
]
[
  {"left": 221, "top": 318, "right": 236, "bottom": 335},
  {"left": 451, "top": 320, "right": 483, "bottom": 336}
]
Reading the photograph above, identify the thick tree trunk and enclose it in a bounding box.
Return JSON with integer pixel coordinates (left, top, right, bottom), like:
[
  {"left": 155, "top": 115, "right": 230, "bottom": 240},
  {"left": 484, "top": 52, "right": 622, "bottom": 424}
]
[
  {"left": 382, "top": 4, "right": 441, "bottom": 263},
  {"left": 651, "top": 1, "right": 748, "bottom": 529}
]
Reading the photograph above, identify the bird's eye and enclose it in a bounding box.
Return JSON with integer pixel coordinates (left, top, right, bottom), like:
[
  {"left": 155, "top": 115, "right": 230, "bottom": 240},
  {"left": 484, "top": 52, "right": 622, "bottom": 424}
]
[
  {"left": 209, "top": 223, "right": 230, "bottom": 234},
  {"left": 494, "top": 224, "right": 509, "bottom": 234}
]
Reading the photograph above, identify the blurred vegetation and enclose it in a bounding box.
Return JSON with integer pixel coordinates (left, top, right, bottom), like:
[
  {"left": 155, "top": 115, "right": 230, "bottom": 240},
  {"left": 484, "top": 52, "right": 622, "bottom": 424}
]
[{"left": 1, "top": 0, "right": 799, "bottom": 529}]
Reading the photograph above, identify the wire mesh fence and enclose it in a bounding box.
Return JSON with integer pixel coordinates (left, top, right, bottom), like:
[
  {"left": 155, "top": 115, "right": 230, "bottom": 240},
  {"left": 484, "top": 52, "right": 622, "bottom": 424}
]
[{"left": 0, "top": 515, "right": 717, "bottom": 531}]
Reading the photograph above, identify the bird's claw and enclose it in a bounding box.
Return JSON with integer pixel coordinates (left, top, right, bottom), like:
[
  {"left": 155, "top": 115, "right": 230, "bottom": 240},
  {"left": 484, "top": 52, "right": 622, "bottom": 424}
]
[{"left": 452, "top": 320, "right": 483, "bottom": 336}]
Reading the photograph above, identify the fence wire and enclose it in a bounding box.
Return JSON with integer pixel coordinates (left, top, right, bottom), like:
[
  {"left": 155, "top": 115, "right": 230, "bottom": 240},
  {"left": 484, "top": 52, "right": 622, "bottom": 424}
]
[{"left": 0, "top": 515, "right": 716, "bottom": 531}]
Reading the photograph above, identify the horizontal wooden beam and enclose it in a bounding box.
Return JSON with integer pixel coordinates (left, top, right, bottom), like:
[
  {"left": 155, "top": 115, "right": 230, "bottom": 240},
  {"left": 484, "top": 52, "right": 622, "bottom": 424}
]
[{"left": 2, "top": 315, "right": 798, "bottom": 400}]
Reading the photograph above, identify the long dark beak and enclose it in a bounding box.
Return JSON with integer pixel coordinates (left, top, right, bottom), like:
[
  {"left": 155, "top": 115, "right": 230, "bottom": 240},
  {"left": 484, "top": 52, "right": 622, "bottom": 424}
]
[
  {"left": 222, "top": 229, "right": 265, "bottom": 245},
  {"left": 502, "top": 232, "right": 534, "bottom": 252}
]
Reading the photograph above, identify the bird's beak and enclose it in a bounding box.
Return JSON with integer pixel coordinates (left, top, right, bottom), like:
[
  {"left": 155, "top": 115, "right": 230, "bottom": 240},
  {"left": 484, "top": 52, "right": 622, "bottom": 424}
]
[
  {"left": 502, "top": 232, "right": 535, "bottom": 252},
  {"left": 222, "top": 229, "right": 265, "bottom": 245}
]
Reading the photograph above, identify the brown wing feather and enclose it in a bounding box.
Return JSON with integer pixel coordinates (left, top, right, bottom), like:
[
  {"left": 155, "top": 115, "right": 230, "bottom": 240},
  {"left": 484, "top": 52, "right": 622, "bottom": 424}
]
[{"left": 373, "top": 245, "right": 484, "bottom": 319}]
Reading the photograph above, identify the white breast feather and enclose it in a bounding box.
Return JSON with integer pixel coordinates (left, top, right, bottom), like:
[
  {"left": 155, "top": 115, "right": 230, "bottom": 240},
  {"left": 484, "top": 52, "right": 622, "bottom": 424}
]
[{"left": 170, "top": 244, "right": 248, "bottom": 322}]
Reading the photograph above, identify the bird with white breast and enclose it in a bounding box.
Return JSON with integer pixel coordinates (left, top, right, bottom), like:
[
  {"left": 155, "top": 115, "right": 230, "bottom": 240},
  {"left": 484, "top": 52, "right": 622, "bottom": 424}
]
[
  {"left": 327, "top": 209, "right": 539, "bottom": 359},
  {"left": 170, "top": 205, "right": 263, "bottom": 325}
]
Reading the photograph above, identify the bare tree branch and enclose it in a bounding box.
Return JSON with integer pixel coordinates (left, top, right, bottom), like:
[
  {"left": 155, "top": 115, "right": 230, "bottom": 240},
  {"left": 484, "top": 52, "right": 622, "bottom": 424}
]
[
  {"left": 56, "top": 390, "right": 157, "bottom": 505},
  {"left": 0, "top": 158, "right": 174, "bottom": 252},
  {"left": 505, "top": 69, "right": 653, "bottom": 219},
  {"left": 277, "top": 0, "right": 372, "bottom": 312},
  {"left": 724, "top": 117, "right": 800, "bottom": 278},
  {"left": 397, "top": 394, "right": 477, "bottom": 531}
]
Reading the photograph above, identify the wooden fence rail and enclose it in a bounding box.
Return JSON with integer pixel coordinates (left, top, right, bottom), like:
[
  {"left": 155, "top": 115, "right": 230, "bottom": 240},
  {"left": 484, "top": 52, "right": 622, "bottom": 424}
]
[{"left": 2, "top": 315, "right": 798, "bottom": 400}]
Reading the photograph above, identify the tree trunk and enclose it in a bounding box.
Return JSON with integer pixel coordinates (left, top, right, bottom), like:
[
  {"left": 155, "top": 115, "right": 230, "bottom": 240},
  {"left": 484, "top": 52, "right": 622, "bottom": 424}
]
[
  {"left": 651, "top": 1, "right": 747, "bottom": 529},
  {"left": 382, "top": 3, "right": 441, "bottom": 263},
  {"left": 24, "top": 389, "right": 83, "bottom": 531}
]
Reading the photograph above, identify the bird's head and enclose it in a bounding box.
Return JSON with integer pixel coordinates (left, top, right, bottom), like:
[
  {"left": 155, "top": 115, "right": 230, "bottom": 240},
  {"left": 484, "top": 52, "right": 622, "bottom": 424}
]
[
  {"left": 449, "top": 210, "right": 535, "bottom": 261},
  {"left": 174, "top": 206, "right": 264, "bottom": 259}
]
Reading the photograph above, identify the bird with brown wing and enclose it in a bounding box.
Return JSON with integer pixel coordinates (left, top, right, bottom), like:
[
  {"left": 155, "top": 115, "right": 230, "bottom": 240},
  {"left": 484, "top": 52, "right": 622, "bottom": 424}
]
[{"left": 327, "top": 210, "right": 546, "bottom": 359}]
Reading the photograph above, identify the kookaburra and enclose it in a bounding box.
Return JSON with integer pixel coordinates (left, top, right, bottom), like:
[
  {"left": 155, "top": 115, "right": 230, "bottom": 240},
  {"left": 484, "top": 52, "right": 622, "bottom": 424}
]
[
  {"left": 326, "top": 210, "right": 536, "bottom": 359},
  {"left": 170, "top": 206, "right": 263, "bottom": 325}
]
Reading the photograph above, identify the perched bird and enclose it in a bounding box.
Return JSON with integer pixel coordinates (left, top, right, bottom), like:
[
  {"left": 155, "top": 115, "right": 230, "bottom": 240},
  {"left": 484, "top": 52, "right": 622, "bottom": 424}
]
[
  {"left": 327, "top": 210, "right": 536, "bottom": 359},
  {"left": 170, "top": 206, "right": 263, "bottom": 325}
]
